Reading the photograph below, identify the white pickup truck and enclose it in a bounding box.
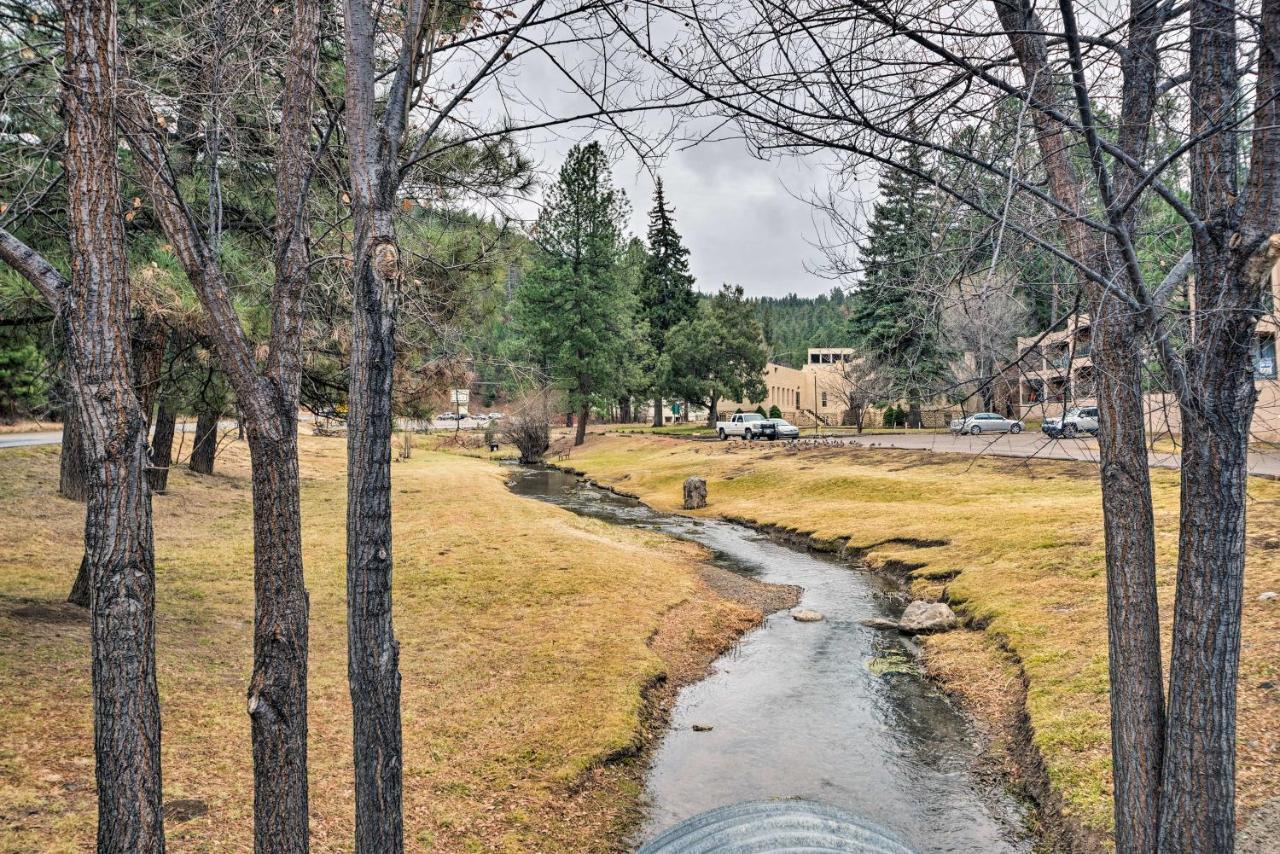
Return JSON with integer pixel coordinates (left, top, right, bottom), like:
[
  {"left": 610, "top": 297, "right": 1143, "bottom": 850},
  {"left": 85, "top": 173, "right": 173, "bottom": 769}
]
[{"left": 717, "top": 412, "right": 766, "bottom": 440}]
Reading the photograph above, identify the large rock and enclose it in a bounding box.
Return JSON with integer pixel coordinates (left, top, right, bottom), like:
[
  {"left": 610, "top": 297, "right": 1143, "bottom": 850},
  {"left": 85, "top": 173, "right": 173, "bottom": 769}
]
[
  {"left": 791, "top": 609, "right": 824, "bottom": 622},
  {"left": 897, "top": 600, "right": 957, "bottom": 634},
  {"left": 683, "top": 476, "right": 708, "bottom": 509}
]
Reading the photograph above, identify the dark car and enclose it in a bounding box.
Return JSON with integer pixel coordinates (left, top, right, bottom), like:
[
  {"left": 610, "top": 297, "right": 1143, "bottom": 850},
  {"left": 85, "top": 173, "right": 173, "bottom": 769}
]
[{"left": 757, "top": 418, "right": 801, "bottom": 440}]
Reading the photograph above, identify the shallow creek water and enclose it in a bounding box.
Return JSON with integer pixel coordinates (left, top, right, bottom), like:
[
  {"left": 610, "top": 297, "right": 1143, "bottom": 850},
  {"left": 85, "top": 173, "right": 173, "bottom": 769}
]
[{"left": 506, "top": 465, "right": 1032, "bottom": 853}]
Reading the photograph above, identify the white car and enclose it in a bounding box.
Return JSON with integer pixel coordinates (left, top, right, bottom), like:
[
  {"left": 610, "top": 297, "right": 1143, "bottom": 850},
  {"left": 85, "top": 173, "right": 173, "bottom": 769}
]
[
  {"left": 1042, "top": 406, "right": 1100, "bottom": 438},
  {"left": 716, "top": 412, "right": 766, "bottom": 440},
  {"left": 950, "top": 412, "right": 1024, "bottom": 435}
]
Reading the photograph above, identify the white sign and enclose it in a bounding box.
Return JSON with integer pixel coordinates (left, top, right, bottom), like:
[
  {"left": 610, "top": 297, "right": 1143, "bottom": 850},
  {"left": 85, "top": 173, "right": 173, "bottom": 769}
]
[{"left": 450, "top": 389, "right": 470, "bottom": 405}]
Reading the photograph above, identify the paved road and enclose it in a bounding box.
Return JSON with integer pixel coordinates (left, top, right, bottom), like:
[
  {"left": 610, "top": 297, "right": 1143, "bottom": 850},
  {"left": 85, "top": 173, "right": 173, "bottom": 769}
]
[
  {"left": 0, "top": 430, "right": 63, "bottom": 449},
  {"left": 828, "top": 429, "right": 1280, "bottom": 478},
  {"left": 0, "top": 416, "right": 500, "bottom": 450},
  {"left": 0, "top": 419, "right": 236, "bottom": 450}
]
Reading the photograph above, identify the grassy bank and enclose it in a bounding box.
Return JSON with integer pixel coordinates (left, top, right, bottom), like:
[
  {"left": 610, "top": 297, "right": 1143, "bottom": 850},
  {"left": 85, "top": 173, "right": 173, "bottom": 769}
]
[
  {"left": 0, "top": 437, "right": 766, "bottom": 852},
  {"left": 561, "top": 433, "right": 1280, "bottom": 841}
]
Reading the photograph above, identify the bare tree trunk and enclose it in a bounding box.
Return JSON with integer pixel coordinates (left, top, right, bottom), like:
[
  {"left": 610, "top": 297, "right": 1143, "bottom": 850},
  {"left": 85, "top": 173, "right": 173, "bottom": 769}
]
[
  {"left": 652, "top": 395, "right": 663, "bottom": 427},
  {"left": 147, "top": 401, "right": 176, "bottom": 493},
  {"left": 27, "top": 0, "right": 167, "bottom": 846},
  {"left": 246, "top": 429, "right": 310, "bottom": 854},
  {"left": 1089, "top": 313, "right": 1164, "bottom": 849},
  {"left": 346, "top": 215, "right": 404, "bottom": 853},
  {"left": 131, "top": 318, "right": 166, "bottom": 427},
  {"left": 574, "top": 400, "right": 589, "bottom": 445},
  {"left": 991, "top": 4, "right": 1168, "bottom": 844},
  {"left": 343, "top": 2, "right": 407, "bottom": 845},
  {"left": 1157, "top": 0, "right": 1279, "bottom": 842},
  {"left": 189, "top": 408, "right": 219, "bottom": 475},
  {"left": 67, "top": 554, "right": 91, "bottom": 608},
  {"left": 59, "top": 410, "right": 89, "bottom": 501}
]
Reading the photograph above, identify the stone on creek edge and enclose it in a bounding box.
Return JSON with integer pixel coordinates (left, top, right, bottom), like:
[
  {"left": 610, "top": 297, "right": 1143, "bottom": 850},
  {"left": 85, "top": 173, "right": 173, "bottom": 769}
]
[
  {"left": 791, "top": 609, "right": 825, "bottom": 623},
  {"left": 683, "top": 476, "right": 708, "bottom": 509},
  {"left": 860, "top": 617, "right": 901, "bottom": 631},
  {"left": 897, "top": 600, "right": 957, "bottom": 634}
]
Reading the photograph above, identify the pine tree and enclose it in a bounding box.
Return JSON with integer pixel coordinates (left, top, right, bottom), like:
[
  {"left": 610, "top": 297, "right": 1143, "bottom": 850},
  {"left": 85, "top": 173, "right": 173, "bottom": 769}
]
[
  {"left": 515, "top": 142, "right": 634, "bottom": 445},
  {"left": 847, "top": 150, "right": 949, "bottom": 426},
  {"left": 661, "top": 284, "right": 767, "bottom": 425},
  {"left": 638, "top": 178, "right": 698, "bottom": 424}
]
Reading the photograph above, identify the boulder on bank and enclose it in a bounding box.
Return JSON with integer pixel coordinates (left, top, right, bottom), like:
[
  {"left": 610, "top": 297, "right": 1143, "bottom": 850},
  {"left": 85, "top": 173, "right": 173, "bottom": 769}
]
[
  {"left": 897, "top": 600, "right": 957, "bottom": 634},
  {"left": 683, "top": 476, "right": 708, "bottom": 509},
  {"left": 791, "top": 609, "right": 824, "bottom": 622}
]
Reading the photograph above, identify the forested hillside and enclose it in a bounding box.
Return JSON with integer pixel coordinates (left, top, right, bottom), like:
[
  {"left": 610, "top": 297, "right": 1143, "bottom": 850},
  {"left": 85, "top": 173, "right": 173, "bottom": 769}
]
[{"left": 749, "top": 289, "right": 852, "bottom": 368}]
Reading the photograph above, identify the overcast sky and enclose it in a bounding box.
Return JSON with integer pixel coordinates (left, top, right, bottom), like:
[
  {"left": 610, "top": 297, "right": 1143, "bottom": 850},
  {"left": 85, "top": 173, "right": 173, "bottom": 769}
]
[
  {"left": 456, "top": 10, "right": 869, "bottom": 301},
  {"left": 610, "top": 140, "right": 841, "bottom": 300},
  {"left": 507, "top": 127, "right": 849, "bottom": 300}
]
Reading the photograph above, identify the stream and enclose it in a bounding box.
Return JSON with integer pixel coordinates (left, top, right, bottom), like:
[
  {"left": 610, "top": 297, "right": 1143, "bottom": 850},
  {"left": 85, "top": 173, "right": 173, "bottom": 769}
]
[{"left": 506, "top": 465, "right": 1032, "bottom": 853}]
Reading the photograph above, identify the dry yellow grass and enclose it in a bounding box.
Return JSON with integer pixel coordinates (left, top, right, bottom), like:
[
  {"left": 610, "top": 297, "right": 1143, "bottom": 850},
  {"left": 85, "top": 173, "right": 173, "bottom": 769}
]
[
  {"left": 0, "top": 436, "right": 755, "bottom": 852},
  {"left": 563, "top": 433, "right": 1280, "bottom": 838}
]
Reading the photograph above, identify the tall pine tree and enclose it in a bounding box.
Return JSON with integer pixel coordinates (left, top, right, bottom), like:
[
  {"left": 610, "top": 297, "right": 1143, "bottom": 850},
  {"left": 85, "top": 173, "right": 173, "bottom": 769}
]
[
  {"left": 847, "top": 150, "right": 948, "bottom": 426},
  {"left": 638, "top": 178, "right": 698, "bottom": 424},
  {"left": 515, "top": 142, "right": 634, "bottom": 445}
]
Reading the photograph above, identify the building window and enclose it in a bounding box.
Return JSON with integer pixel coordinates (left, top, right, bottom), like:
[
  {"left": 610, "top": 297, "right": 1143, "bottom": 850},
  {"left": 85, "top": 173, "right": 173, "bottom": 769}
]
[
  {"left": 1256, "top": 333, "right": 1277, "bottom": 379},
  {"left": 821, "top": 391, "right": 828, "bottom": 407},
  {"left": 810, "top": 353, "right": 820, "bottom": 364}
]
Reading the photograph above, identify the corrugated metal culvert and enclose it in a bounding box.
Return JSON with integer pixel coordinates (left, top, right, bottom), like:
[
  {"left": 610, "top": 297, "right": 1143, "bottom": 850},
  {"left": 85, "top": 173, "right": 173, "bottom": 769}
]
[{"left": 638, "top": 800, "right": 916, "bottom": 853}]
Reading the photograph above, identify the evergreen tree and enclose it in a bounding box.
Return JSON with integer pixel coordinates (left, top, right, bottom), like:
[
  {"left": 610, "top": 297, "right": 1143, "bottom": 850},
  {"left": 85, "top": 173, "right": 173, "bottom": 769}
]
[
  {"left": 847, "top": 152, "right": 949, "bottom": 426},
  {"left": 0, "top": 332, "right": 48, "bottom": 421},
  {"left": 661, "top": 284, "right": 767, "bottom": 425},
  {"left": 638, "top": 178, "right": 699, "bottom": 424},
  {"left": 514, "top": 142, "right": 634, "bottom": 445}
]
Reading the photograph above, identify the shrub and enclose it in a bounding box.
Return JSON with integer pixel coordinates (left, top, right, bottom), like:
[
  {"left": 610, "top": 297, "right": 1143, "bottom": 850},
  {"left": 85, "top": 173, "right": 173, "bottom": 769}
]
[
  {"left": 768, "top": 404, "right": 782, "bottom": 419},
  {"left": 882, "top": 406, "right": 906, "bottom": 428},
  {"left": 754, "top": 405, "right": 767, "bottom": 417},
  {"left": 502, "top": 388, "right": 555, "bottom": 463}
]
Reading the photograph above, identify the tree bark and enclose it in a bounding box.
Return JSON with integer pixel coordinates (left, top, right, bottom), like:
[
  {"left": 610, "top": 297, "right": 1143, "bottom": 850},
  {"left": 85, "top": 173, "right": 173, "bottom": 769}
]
[
  {"left": 147, "top": 401, "right": 176, "bottom": 493},
  {"left": 67, "top": 553, "right": 91, "bottom": 608},
  {"left": 130, "top": 318, "right": 166, "bottom": 427},
  {"left": 59, "top": 410, "right": 89, "bottom": 501},
  {"left": 346, "top": 215, "right": 404, "bottom": 853},
  {"left": 121, "top": 0, "right": 320, "bottom": 844},
  {"left": 1089, "top": 310, "right": 1165, "bottom": 850},
  {"left": 65, "top": 0, "right": 166, "bottom": 846},
  {"left": 343, "top": 0, "right": 408, "bottom": 844},
  {"left": 574, "top": 400, "right": 589, "bottom": 445},
  {"left": 652, "top": 395, "right": 663, "bottom": 427},
  {"left": 189, "top": 408, "right": 219, "bottom": 475},
  {"left": 246, "top": 430, "right": 310, "bottom": 854},
  {"left": 991, "top": 2, "right": 1170, "bottom": 844}
]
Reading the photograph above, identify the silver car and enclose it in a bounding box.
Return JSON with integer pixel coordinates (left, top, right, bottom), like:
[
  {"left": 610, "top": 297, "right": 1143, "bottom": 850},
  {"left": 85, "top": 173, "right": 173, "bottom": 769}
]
[
  {"left": 950, "top": 412, "right": 1024, "bottom": 435},
  {"left": 1042, "top": 406, "right": 1100, "bottom": 438}
]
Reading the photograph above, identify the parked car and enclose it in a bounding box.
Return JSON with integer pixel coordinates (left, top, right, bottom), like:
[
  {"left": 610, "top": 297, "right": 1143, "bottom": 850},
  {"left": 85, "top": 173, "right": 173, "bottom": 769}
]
[
  {"left": 757, "top": 418, "right": 801, "bottom": 440},
  {"left": 716, "top": 412, "right": 766, "bottom": 440},
  {"left": 950, "top": 412, "right": 1024, "bottom": 435},
  {"left": 1042, "top": 406, "right": 1099, "bottom": 438}
]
